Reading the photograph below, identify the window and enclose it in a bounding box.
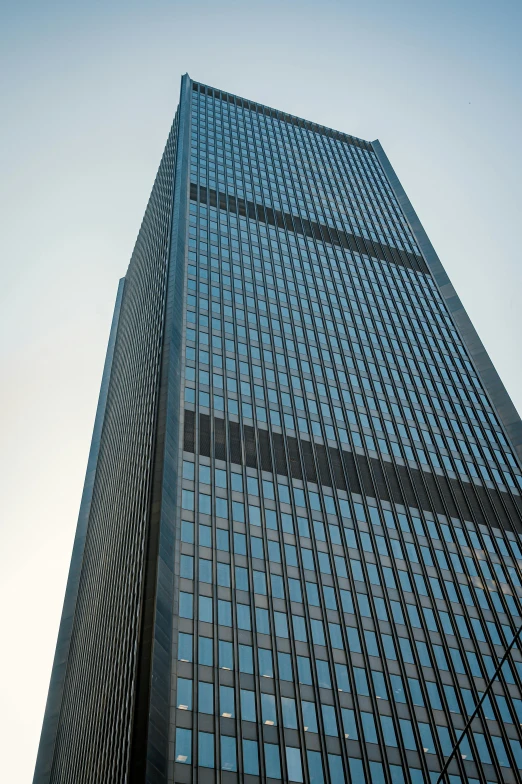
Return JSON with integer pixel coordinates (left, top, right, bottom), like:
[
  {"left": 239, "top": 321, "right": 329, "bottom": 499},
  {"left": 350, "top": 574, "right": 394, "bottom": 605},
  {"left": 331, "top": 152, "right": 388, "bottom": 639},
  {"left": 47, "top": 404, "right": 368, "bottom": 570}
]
[
  {"left": 221, "top": 735, "right": 237, "bottom": 772},
  {"left": 371, "top": 670, "right": 388, "bottom": 700},
  {"left": 380, "top": 715, "right": 397, "bottom": 746},
  {"left": 219, "top": 639, "right": 233, "bottom": 670},
  {"left": 181, "top": 520, "right": 194, "bottom": 543},
  {"left": 198, "top": 681, "right": 213, "bottom": 714},
  {"left": 307, "top": 750, "right": 324, "bottom": 783},
  {"left": 264, "top": 742, "right": 281, "bottom": 779},
  {"left": 399, "top": 718, "right": 416, "bottom": 751},
  {"left": 198, "top": 731, "right": 214, "bottom": 768},
  {"left": 240, "top": 688, "right": 256, "bottom": 722},
  {"left": 218, "top": 599, "right": 231, "bottom": 626},
  {"left": 349, "top": 758, "right": 364, "bottom": 781},
  {"left": 361, "top": 711, "right": 377, "bottom": 743},
  {"left": 473, "top": 732, "right": 492, "bottom": 765},
  {"left": 258, "top": 647, "right": 273, "bottom": 677},
  {"left": 239, "top": 644, "right": 253, "bottom": 674},
  {"left": 243, "top": 739, "right": 259, "bottom": 775},
  {"left": 237, "top": 603, "right": 251, "bottom": 631},
  {"left": 335, "top": 662, "right": 350, "bottom": 692},
  {"left": 278, "top": 651, "right": 293, "bottom": 680},
  {"left": 302, "top": 700, "right": 318, "bottom": 732},
  {"left": 418, "top": 722, "right": 434, "bottom": 753},
  {"left": 286, "top": 747, "right": 303, "bottom": 783},
  {"left": 328, "top": 755, "right": 344, "bottom": 780},
  {"left": 178, "top": 632, "right": 193, "bottom": 662},
  {"left": 316, "top": 659, "right": 331, "bottom": 688},
  {"left": 408, "top": 678, "right": 424, "bottom": 707},
  {"left": 353, "top": 667, "right": 369, "bottom": 695},
  {"left": 491, "top": 735, "right": 509, "bottom": 767},
  {"left": 177, "top": 677, "right": 192, "bottom": 710},
  {"left": 179, "top": 592, "right": 193, "bottom": 619},
  {"left": 199, "top": 595, "right": 212, "bottom": 623},
  {"left": 262, "top": 693, "right": 277, "bottom": 725},
  {"left": 219, "top": 685, "right": 234, "bottom": 718},
  {"left": 282, "top": 697, "right": 298, "bottom": 729},
  {"left": 175, "top": 727, "right": 191, "bottom": 764},
  {"left": 369, "top": 761, "right": 386, "bottom": 783},
  {"left": 322, "top": 704, "right": 337, "bottom": 735}
]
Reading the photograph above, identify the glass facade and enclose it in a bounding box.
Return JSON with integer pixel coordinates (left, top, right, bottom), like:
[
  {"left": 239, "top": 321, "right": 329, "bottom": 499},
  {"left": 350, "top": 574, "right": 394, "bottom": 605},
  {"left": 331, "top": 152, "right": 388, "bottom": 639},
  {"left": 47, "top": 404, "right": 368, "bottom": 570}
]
[
  {"left": 35, "top": 75, "right": 522, "bottom": 784},
  {"left": 175, "top": 81, "right": 522, "bottom": 784}
]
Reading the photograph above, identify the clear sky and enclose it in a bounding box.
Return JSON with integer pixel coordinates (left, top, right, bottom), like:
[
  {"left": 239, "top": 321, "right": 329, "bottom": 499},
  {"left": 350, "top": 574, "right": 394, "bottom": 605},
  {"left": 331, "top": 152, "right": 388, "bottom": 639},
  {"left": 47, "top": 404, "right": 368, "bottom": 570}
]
[{"left": 1, "top": 1, "right": 521, "bottom": 780}]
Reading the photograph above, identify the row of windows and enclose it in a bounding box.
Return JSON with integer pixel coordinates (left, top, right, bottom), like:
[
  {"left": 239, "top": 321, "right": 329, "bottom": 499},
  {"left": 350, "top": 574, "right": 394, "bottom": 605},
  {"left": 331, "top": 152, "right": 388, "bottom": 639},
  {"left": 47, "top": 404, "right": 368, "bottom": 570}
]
[
  {"left": 191, "top": 147, "right": 411, "bottom": 253},
  {"left": 187, "top": 209, "right": 440, "bottom": 323},
  {"left": 182, "top": 231, "right": 522, "bottom": 528},
  {"left": 190, "top": 161, "right": 415, "bottom": 257},
  {"left": 182, "top": 216, "right": 521, "bottom": 494},
  {"left": 177, "top": 481, "right": 522, "bottom": 720},
  {"left": 191, "top": 93, "right": 418, "bottom": 254},
  {"left": 188, "top": 96, "right": 500, "bottom": 440},
  {"left": 187, "top": 230, "right": 457, "bottom": 354},
  {"left": 185, "top": 392, "right": 520, "bottom": 494},
  {"left": 175, "top": 720, "right": 522, "bottom": 778},
  {"left": 175, "top": 668, "right": 522, "bottom": 752},
  {"left": 185, "top": 357, "right": 519, "bottom": 494},
  {"left": 190, "top": 102, "right": 418, "bottom": 256},
  {"left": 176, "top": 725, "right": 452, "bottom": 782},
  {"left": 188, "top": 234, "right": 444, "bottom": 327},
  {"left": 186, "top": 201, "right": 509, "bottom": 445},
  {"left": 180, "top": 460, "right": 522, "bottom": 582},
  {"left": 180, "top": 571, "right": 521, "bottom": 667},
  {"left": 174, "top": 630, "right": 522, "bottom": 780},
  {"left": 176, "top": 432, "right": 522, "bottom": 751},
  {"left": 186, "top": 242, "right": 447, "bottom": 343},
  {"left": 178, "top": 532, "right": 522, "bottom": 671},
  {"left": 184, "top": 334, "right": 520, "bottom": 496},
  {"left": 186, "top": 229, "right": 446, "bottom": 369},
  {"left": 177, "top": 665, "right": 522, "bottom": 729}
]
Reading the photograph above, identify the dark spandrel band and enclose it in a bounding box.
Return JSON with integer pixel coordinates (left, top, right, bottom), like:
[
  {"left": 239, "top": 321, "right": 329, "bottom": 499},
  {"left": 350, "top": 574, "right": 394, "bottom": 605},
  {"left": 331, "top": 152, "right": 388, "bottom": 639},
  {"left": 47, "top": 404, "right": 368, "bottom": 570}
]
[
  {"left": 189, "top": 182, "right": 429, "bottom": 276},
  {"left": 182, "top": 409, "right": 522, "bottom": 535},
  {"left": 192, "top": 81, "right": 372, "bottom": 151}
]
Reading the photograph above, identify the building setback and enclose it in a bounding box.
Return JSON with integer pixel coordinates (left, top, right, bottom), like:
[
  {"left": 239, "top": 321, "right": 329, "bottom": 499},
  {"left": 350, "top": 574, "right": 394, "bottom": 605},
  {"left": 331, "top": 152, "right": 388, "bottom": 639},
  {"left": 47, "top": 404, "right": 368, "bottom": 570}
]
[{"left": 34, "top": 74, "right": 522, "bottom": 784}]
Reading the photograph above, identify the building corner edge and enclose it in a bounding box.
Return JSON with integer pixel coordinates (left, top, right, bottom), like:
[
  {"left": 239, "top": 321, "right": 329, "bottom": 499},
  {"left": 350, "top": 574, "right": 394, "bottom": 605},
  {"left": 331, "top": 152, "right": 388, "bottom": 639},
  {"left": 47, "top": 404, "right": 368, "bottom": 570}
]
[
  {"left": 32, "top": 277, "right": 126, "bottom": 784},
  {"left": 371, "top": 139, "right": 522, "bottom": 466}
]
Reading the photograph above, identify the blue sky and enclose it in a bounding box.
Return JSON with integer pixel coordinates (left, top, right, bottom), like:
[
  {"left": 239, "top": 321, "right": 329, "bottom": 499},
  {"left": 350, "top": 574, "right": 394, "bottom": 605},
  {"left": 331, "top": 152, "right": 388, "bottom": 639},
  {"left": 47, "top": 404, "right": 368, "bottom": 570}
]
[{"left": 1, "top": 1, "right": 521, "bottom": 780}]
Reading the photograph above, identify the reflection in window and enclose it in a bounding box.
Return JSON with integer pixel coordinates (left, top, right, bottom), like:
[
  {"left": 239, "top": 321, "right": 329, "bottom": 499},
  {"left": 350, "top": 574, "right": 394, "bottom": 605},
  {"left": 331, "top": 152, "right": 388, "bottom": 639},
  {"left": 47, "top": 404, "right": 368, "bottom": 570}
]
[{"left": 175, "top": 727, "right": 191, "bottom": 764}]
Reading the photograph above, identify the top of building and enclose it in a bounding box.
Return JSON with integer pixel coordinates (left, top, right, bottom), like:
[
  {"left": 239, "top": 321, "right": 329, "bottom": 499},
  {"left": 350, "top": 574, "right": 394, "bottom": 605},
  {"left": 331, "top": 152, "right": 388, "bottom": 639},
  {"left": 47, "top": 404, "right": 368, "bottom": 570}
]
[{"left": 191, "top": 78, "right": 372, "bottom": 152}]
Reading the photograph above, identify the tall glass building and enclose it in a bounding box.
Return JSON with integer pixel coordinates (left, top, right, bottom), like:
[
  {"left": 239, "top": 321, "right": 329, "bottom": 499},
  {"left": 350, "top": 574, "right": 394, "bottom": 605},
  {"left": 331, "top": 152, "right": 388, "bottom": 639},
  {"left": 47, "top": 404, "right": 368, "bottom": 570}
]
[{"left": 34, "top": 74, "right": 522, "bottom": 784}]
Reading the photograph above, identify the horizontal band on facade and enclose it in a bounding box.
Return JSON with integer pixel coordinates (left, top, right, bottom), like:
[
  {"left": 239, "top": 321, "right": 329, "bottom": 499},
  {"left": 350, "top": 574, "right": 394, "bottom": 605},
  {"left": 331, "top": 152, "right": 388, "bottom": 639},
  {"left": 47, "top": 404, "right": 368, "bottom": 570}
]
[
  {"left": 184, "top": 409, "right": 522, "bottom": 534},
  {"left": 189, "top": 182, "right": 429, "bottom": 276},
  {"left": 192, "top": 81, "right": 372, "bottom": 152}
]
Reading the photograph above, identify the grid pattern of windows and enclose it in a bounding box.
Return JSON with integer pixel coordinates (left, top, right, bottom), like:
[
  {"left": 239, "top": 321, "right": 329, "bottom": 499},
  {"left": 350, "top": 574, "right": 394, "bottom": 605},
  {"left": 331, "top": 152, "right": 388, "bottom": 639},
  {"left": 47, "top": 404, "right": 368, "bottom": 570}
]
[
  {"left": 34, "top": 76, "right": 522, "bottom": 784},
  {"left": 35, "top": 118, "right": 179, "bottom": 784},
  {"left": 173, "top": 82, "right": 522, "bottom": 784}
]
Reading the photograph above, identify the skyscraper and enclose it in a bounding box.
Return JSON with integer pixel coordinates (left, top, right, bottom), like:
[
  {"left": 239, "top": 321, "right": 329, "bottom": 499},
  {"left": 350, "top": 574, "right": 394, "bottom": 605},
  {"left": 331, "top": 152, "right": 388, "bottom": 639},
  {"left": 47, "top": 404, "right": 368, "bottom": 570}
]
[{"left": 34, "top": 73, "right": 522, "bottom": 784}]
